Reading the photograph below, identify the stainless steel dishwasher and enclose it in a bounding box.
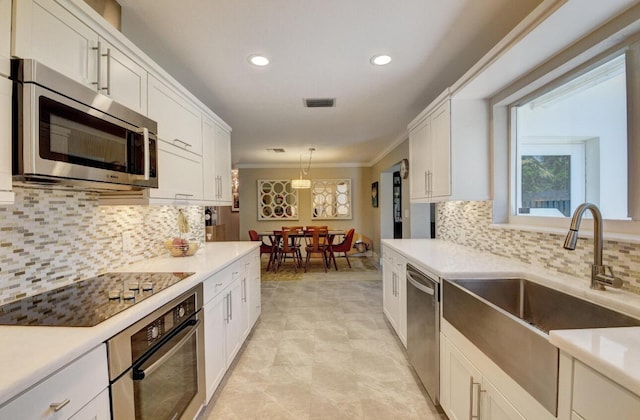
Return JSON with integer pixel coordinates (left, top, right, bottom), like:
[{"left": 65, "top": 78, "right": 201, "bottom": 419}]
[{"left": 406, "top": 263, "right": 440, "bottom": 406}]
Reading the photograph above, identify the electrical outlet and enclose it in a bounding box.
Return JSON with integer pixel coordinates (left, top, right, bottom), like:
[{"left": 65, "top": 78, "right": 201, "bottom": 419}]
[{"left": 122, "top": 231, "right": 133, "bottom": 251}]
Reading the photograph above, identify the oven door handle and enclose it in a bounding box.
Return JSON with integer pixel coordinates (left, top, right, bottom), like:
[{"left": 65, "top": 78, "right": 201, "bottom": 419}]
[{"left": 132, "top": 318, "right": 200, "bottom": 381}]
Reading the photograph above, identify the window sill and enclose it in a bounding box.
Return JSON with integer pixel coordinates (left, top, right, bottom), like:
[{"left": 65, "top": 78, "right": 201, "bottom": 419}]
[{"left": 490, "top": 223, "right": 640, "bottom": 245}]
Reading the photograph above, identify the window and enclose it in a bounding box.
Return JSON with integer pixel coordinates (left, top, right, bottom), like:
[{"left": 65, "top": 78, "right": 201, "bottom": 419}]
[{"left": 512, "top": 53, "right": 628, "bottom": 220}]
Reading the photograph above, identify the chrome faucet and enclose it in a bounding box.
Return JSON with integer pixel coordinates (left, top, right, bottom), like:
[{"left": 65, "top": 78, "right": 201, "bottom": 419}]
[{"left": 563, "top": 203, "right": 623, "bottom": 290}]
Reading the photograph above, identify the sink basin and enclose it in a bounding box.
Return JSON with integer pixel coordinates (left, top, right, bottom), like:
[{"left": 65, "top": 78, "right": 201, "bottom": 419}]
[{"left": 443, "top": 278, "right": 640, "bottom": 416}]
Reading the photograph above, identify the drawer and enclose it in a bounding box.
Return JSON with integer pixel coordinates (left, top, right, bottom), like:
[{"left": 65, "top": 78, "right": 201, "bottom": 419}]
[
  {"left": 573, "top": 360, "right": 640, "bottom": 419},
  {"left": 0, "top": 345, "right": 108, "bottom": 419}
]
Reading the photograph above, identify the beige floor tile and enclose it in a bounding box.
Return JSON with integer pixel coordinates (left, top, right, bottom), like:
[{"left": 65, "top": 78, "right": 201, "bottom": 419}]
[{"left": 201, "top": 260, "right": 445, "bottom": 420}]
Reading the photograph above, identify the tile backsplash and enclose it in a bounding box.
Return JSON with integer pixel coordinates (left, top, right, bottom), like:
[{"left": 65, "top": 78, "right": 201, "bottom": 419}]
[
  {"left": 0, "top": 188, "right": 204, "bottom": 304},
  {"left": 436, "top": 200, "right": 640, "bottom": 295}
]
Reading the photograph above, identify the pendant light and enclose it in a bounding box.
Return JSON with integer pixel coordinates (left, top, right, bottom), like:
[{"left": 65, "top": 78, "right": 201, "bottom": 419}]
[{"left": 292, "top": 148, "right": 315, "bottom": 189}]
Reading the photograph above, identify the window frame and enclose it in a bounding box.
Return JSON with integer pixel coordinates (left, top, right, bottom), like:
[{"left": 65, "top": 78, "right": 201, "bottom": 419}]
[{"left": 497, "top": 38, "right": 640, "bottom": 237}]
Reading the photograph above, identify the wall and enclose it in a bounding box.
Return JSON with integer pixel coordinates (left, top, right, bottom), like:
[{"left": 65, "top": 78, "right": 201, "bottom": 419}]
[
  {"left": 0, "top": 188, "right": 204, "bottom": 304},
  {"left": 238, "top": 166, "right": 371, "bottom": 240},
  {"left": 369, "top": 139, "right": 411, "bottom": 255},
  {"left": 437, "top": 200, "right": 640, "bottom": 295}
]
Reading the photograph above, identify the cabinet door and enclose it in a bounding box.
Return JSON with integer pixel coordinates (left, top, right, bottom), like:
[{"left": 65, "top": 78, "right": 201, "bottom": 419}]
[
  {"left": 68, "top": 388, "right": 110, "bottom": 420},
  {"left": 395, "top": 254, "right": 407, "bottom": 347},
  {"left": 0, "top": 0, "right": 10, "bottom": 76},
  {"left": 442, "top": 337, "right": 482, "bottom": 420},
  {"left": 148, "top": 75, "right": 202, "bottom": 155},
  {"left": 382, "top": 248, "right": 399, "bottom": 331},
  {"left": 247, "top": 250, "right": 262, "bottom": 327},
  {"left": 0, "top": 345, "right": 108, "bottom": 420},
  {"left": 204, "top": 292, "right": 227, "bottom": 402},
  {"left": 225, "top": 279, "right": 244, "bottom": 365},
  {"left": 148, "top": 140, "right": 203, "bottom": 201},
  {"left": 13, "top": 0, "right": 99, "bottom": 88},
  {"left": 0, "top": 77, "right": 13, "bottom": 203},
  {"left": 214, "top": 123, "right": 232, "bottom": 204},
  {"left": 483, "top": 378, "right": 526, "bottom": 420},
  {"left": 409, "top": 116, "right": 430, "bottom": 199},
  {"left": 202, "top": 116, "right": 217, "bottom": 202},
  {"left": 430, "top": 100, "right": 451, "bottom": 198},
  {"left": 99, "top": 38, "right": 147, "bottom": 114}
]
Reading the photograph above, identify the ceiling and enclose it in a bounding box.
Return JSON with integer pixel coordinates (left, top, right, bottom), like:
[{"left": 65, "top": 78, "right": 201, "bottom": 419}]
[{"left": 117, "top": 0, "right": 542, "bottom": 167}]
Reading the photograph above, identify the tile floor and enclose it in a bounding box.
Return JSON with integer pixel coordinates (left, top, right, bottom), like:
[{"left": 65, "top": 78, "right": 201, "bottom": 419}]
[{"left": 201, "top": 263, "right": 445, "bottom": 419}]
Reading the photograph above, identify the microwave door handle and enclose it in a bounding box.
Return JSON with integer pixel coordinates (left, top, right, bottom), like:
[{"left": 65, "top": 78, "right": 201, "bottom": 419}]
[{"left": 136, "top": 127, "right": 150, "bottom": 180}]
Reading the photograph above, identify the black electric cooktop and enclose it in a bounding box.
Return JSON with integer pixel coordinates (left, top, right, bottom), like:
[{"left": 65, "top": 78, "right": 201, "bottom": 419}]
[{"left": 0, "top": 272, "right": 195, "bottom": 327}]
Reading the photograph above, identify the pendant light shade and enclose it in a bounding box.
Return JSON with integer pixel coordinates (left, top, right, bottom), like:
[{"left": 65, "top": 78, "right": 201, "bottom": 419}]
[
  {"left": 292, "top": 148, "right": 315, "bottom": 189},
  {"left": 291, "top": 178, "right": 311, "bottom": 189}
]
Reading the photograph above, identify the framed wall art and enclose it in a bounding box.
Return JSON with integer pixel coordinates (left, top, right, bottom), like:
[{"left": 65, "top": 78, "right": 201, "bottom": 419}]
[
  {"left": 257, "top": 180, "right": 299, "bottom": 220},
  {"left": 311, "top": 179, "right": 352, "bottom": 219},
  {"left": 371, "top": 181, "right": 379, "bottom": 208}
]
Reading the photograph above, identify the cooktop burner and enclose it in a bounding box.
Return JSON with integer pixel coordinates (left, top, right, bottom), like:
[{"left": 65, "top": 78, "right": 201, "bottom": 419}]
[{"left": 0, "top": 272, "right": 195, "bottom": 327}]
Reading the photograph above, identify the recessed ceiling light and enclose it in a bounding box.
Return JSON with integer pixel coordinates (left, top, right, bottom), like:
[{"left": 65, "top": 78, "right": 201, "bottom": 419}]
[
  {"left": 371, "top": 54, "right": 392, "bottom": 66},
  {"left": 249, "top": 55, "right": 269, "bottom": 66}
]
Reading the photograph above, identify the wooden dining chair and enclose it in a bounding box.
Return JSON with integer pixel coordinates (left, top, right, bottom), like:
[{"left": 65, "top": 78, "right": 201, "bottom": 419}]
[
  {"left": 248, "top": 229, "right": 276, "bottom": 271},
  {"left": 328, "top": 228, "right": 355, "bottom": 269},
  {"left": 304, "top": 227, "right": 329, "bottom": 272},
  {"left": 275, "top": 228, "right": 302, "bottom": 272}
]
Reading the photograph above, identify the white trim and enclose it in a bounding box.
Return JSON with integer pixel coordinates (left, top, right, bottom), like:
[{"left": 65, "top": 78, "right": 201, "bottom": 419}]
[{"left": 235, "top": 162, "right": 366, "bottom": 169}]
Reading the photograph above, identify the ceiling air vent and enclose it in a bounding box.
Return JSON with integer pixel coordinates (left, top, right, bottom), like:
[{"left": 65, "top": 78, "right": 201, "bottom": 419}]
[
  {"left": 267, "top": 148, "right": 286, "bottom": 153},
  {"left": 304, "top": 98, "right": 336, "bottom": 108}
]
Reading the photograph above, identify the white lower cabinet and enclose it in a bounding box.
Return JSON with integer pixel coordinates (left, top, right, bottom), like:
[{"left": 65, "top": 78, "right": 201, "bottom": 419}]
[
  {"left": 382, "top": 245, "right": 407, "bottom": 347},
  {"left": 0, "top": 344, "right": 109, "bottom": 419},
  {"left": 203, "top": 250, "right": 261, "bottom": 403},
  {"left": 441, "top": 333, "right": 525, "bottom": 420},
  {"left": 247, "top": 250, "right": 262, "bottom": 328},
  {"left": 569, "top": 358, "right": 640, "bottom": 420}
]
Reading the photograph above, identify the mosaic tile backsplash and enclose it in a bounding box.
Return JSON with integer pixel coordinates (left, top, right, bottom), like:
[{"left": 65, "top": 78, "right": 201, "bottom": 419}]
[
  {"left": 0, "top": 188, "right": 204, "bottom": 304},
  {"left": 436, "top": 200, "right": 640, "bottom": 295}
]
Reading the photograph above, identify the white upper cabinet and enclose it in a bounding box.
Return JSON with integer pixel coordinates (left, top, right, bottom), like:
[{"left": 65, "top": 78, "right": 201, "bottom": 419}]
[
  {"left": 98, "top": 37, "right": 147, "bottom": 114},
  {"left": 12, "top": 0, "right": 147, "bottom": 114},
  {"left": 0, "top": 77, "right": 14, "bottom": 204},
  {"left": 148, "top": 75, "right": 203, "bottom": 156},
  {"left": 202, "top": 115, "right": 232, "bottom": 205},
  {"left": 408, "top": 90, "right": 490, "bottom": 203},
  {"left": 13, "top": 0, "right": 99, "bottom": 88},
  {"left": 1, "top": 0, "right": 11, "bottom": 77}
]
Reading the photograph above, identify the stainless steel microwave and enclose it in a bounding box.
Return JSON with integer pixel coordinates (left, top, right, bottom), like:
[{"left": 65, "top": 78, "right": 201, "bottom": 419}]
[{"left": 11, "top": 59, "right": 158, "bottom": 190}]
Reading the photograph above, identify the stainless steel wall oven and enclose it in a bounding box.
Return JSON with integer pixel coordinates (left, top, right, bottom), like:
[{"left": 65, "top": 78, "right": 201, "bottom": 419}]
[{"left": 107, "top": 285, "right": 204, "bottom": 420}]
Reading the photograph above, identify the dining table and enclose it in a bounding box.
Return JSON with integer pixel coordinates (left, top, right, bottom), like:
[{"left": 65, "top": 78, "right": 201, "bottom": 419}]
[{"left": 256, "top": 229, "right": 346, "bottom": 272}]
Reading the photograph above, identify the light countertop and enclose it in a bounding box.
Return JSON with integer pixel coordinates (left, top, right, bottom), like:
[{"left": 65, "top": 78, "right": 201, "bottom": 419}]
[
  {"left": 383, "top": 238, "right": 640, "bottom": 396},
  {"left": 0, "top": 241, "right": 258, "bottom": 407}
]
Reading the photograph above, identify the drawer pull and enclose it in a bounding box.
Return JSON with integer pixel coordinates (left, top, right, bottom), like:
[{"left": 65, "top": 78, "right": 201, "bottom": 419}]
[{"left": 50, "top": 398, "right": 70, "bottom": 412}]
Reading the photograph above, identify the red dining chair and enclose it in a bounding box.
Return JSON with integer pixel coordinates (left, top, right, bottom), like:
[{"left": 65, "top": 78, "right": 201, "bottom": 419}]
[
  {"left": 248, "top": 230, "right": 276, "bottom": 271},
  {"left": 329, "top": 228, "right": 355, "bottom": 269}
]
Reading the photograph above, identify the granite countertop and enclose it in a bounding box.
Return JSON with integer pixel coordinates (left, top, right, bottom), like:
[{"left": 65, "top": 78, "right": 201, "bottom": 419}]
[
  {"left": 0, "top": 241, "right": 259, "bottom": 407},
  {"left": 383, "top": 238, "right": 640, "bottom": 397}
]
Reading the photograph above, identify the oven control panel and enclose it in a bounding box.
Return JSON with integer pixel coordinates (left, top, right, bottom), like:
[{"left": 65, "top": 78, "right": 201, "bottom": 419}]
[{"left": 130, "top": 294, "right": 198, "bottom": 362}]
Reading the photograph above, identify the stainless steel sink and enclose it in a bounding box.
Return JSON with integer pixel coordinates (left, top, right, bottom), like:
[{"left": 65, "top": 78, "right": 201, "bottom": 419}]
[{"left": 443, "top": 278, "right": 640, "bottom": 416}]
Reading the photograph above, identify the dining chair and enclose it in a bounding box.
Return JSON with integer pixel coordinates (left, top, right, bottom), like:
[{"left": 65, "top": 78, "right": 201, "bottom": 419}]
[
  {"left": 304, "top": 227, "right": 329, "bottom": 272},
  {"left": 328, "top": 228, "right": 355, "bottom": 269},
  {"left": 275, "top": 228, "right": 302, "bottom": 272},
  {"left": 248, "top": 229, "right": 276, "bottom": 271}
]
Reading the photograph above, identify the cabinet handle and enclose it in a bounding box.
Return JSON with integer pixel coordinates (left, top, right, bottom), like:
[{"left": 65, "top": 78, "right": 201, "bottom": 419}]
[
  {"left": 173, "top": 138, "right": 193, "bottom": 149},
  {"left": 224, "top": 294, "right": 229, "bottom": 323},
  {"left": 427, "top": 171, "right": 432, "bottom": 197},
  {"left": 424, "top": 171, "right": 428, "bottom": 195},
  {"left": 50, "top": 398, "right": 70, "bottom": 412},
  {"left": 101, "top": 47, "right": 111, "bottom": 95},
  {"left": 229, "top": 290, "right": 233, "bottom": 321},
  {"left": 92, "top": 41, "right": 101, "bottom": 91},
  {"left": 242, "top": 278, "right": 247, "bottom": 302},
  {"left": 470, "top": 380, "right": 482, "bottom": 420}
]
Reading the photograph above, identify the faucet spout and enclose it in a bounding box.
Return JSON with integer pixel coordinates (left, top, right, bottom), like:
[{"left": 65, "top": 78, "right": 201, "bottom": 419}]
[{"left": 564, "top": 203, "right": 621, "bottom": 290}]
